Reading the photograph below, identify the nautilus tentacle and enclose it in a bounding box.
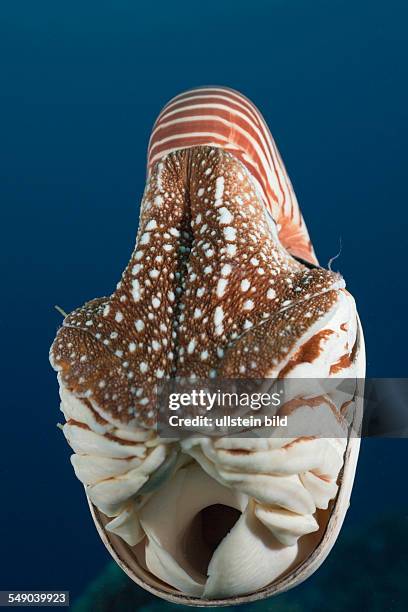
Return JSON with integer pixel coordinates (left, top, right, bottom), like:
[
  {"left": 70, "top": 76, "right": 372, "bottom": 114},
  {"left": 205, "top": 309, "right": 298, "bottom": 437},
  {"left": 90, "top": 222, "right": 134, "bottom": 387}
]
[{"left": 50, "top": 86, "right": 365, "bottom": 604}]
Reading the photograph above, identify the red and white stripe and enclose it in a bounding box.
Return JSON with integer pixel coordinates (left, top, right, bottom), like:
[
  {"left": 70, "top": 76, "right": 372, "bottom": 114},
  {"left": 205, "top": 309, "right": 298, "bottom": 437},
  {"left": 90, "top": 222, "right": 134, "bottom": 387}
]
[{"left": 147, "top": 86, "right": 317, "bottom": 264}]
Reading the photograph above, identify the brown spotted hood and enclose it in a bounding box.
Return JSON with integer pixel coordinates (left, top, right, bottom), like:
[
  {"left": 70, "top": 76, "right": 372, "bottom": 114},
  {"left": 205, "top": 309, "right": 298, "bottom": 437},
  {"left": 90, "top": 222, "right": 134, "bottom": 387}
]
[{"left": 50, "top": 145, "right": 347, "bottom": 428}]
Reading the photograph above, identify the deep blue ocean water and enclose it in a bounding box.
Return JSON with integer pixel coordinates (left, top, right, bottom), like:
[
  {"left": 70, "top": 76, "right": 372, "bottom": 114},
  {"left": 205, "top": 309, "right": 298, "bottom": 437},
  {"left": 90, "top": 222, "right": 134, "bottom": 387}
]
[{"left": 1, "top": 0, "right": 407, "bottom": 608}]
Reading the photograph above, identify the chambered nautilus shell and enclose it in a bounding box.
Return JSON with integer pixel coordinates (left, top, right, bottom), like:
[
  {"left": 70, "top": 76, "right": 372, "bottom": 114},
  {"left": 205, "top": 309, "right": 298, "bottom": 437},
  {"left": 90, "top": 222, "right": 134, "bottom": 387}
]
[{"left": 50, "top": 87, "right": 365, "bottom": 605}]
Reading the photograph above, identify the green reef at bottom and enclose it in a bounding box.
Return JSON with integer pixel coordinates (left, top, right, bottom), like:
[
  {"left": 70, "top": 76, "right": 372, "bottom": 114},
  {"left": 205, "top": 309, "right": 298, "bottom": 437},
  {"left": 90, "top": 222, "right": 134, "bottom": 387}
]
[{"left": 72, "top": 512, "right": 408, "bottom": 612}]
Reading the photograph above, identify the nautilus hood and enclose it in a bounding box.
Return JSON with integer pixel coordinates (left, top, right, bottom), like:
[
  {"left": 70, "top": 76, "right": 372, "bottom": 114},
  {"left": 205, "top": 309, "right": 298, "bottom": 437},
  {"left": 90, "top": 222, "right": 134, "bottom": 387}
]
[{"left": 50, "top": 145, "right": 350, "bottom": 429}]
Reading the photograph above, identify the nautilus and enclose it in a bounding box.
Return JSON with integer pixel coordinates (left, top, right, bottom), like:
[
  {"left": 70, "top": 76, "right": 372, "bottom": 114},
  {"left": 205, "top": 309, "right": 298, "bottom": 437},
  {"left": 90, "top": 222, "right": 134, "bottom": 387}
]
[{"left": 50, "top": 87, "right": 365, "bottom": 605}]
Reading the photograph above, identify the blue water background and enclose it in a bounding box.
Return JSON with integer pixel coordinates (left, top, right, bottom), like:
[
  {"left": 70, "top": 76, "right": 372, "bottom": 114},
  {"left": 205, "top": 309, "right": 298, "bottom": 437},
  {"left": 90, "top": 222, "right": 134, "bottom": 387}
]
[{"left": 0, "top": 0, "right": 407, "bottom": 605}]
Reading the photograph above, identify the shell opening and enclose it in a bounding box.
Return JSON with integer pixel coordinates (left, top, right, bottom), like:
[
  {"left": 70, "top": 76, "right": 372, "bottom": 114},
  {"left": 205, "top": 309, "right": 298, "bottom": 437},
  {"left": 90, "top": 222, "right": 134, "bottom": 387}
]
[{"left": 183, "top": 504, "right": 242, "bottom": 578}]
